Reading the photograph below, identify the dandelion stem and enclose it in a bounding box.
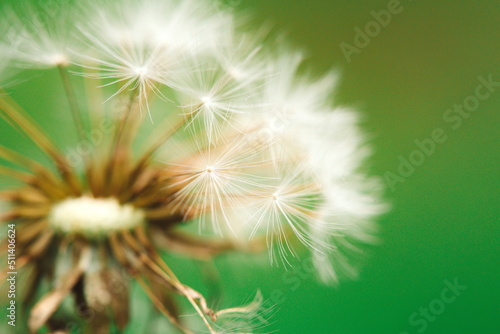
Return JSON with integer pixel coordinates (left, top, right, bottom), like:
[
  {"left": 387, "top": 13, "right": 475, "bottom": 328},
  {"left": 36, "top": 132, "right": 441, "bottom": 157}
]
[
  {"left": 150, "top": 252, "right": 217, "bottom": 332},
  {"left": 0, "top": 145, "right": 69, "bottom": 197},
  {"left": 0, "top": 94, "right": 81, "bottom": 195},
  {"left": 110, "top": 232, "right": 197, "bottom": 333},
  {"left": 133, "top": 112, "right": 194, "bottom": 177},
  {"left": 82, "top": 67, "right": 104, "bottom": 127},
  {"left": 0, "top": 144, "right": 66, "bottom": 188},
  {"left": 57, "top": 65, "right": 87, "bottom": 143},
  {"left": 0, "top": 165, "right": 32, "bottom": 181},
  {"left": 0, "top": 95, "right": 61, "bottom": 160},
  {"left": 135, "top": 276, "right": 193, "bottom": 334},
  {"left": 120, "top": 229, "right": 217, "bottom": 333},
  {"left": 103, "top": 89, "right": 139, "bottom": 195},
  {"left": 0, "top": 144, "right": 46, "bottom": 172},
  {"left": 111, "top": 88, "right": 137, "bottom": 156}
]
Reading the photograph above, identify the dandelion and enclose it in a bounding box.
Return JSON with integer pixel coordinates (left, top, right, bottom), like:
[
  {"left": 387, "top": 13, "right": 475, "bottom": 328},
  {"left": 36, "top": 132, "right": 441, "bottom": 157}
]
[
  {"left": 74, "top": 0, "right": 234, "bottom": 112},
  {"left": 0, "top": 0, "right": 386, "bottom": 333},
  {"left": 172, "top": 56, "right": 267, "bottom": 142},
  {"left": 164, "top": 133, "right": 272, "bottom": 235},
  {"left": 1, "top": 3, "right": 80, "bottom": 69}
]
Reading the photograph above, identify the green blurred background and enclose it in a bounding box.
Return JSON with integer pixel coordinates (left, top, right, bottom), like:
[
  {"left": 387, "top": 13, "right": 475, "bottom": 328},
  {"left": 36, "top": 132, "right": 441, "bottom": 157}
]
[
  {"left": 228, "top": 1, "right": 499, "bottom": 333},
  {"left": 1, "top": 0, "right": 499, "bottom": 333}
]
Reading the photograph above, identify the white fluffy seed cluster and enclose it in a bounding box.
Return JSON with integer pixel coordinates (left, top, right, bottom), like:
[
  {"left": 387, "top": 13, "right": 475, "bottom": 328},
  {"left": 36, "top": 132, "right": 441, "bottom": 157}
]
[
  {"left": 48, "top": 197, "right": 145, "bottom": 237},
  {"left": 0, "top": 0, "right": 387, "bottom": 284}
]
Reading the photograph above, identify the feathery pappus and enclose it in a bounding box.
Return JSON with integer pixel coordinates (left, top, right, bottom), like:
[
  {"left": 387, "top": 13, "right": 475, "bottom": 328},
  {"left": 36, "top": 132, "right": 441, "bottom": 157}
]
[{"left": 0, "top": 0, "right": 387, "bottom": 333}]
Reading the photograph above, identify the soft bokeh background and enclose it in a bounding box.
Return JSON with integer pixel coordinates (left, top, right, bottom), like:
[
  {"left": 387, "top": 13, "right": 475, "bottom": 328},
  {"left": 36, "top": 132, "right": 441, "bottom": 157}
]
[
  {"left": 229, "top": 1, "right": 499, "bottom": 333},
  {"left": 0, "top": 0, "right": 498, "bottom": 333}
]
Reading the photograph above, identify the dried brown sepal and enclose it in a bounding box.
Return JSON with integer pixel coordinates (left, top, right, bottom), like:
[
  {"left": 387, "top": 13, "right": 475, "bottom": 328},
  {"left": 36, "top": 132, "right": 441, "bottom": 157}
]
[
  {"left": 29, "top": 247, "right": 91, "bottom": 333},
  {"left": 101, "top": 268, "right": 130, "bottom": 330}
]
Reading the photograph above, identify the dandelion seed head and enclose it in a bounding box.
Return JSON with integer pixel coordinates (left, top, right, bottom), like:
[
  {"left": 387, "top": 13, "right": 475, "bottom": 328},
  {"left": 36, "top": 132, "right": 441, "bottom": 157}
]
[
  {"left": 133, "top": 65, "right": 149, "bottom": 77},
  {"left": 227, "top": 66, "right": 244, "bottom": 80},
  {"left": 202, "top": 96, "right": 214, "bottom": 106},
  {"left": 48, "top": 197, "right": 145, "bottom": 237},
  {"left": 51, "top": 53, "right": 70, "bottom": 67},
  {"left": 0, "top": 3, "right": 81, "bottom": 69},
  {"left": 0, "top": 0, "right": 387, "bottom": 331}
]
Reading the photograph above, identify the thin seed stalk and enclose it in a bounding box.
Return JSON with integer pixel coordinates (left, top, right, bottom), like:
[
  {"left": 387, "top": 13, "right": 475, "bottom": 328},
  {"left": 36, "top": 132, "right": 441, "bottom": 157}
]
[
  {"left": 131, "top": 111, "right": 195, "bottom": 181},
  {"left": 104, "top": 89, "right": 139, "bottom": 196},
  {"left": 57, "top": 64, "right": 87, "bottom": 143},
  {"left": 0, "top": 95, "right": 81, "bottom": 195}
]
